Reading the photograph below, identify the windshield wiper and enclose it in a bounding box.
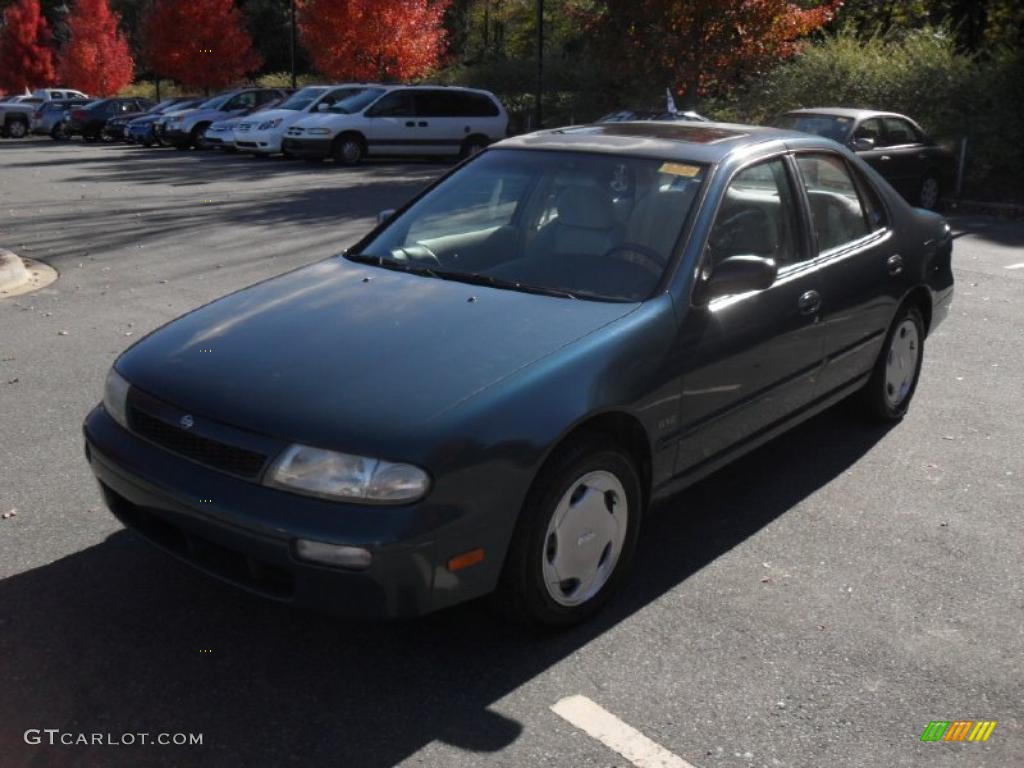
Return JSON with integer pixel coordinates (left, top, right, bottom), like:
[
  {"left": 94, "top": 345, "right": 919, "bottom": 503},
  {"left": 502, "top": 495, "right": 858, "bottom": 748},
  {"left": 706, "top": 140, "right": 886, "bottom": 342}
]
[{"left": 347, "top": 253, "right": 579, "bottom": 299}]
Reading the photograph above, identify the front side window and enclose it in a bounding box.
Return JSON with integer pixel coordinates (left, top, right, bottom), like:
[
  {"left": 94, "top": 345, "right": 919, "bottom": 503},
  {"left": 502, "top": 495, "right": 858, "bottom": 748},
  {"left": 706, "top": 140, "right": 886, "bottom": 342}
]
[
  {"left": 352, "top": 149, "right": 706, "bottom": 302},
  {"left": 882, "top": 117, "right": 921, "bottom": 145},
  {"left": 707, "top": 158, "right": 800, "bottom": 267},
  {"left": 853, "top": 118, "right": 884, "bottom": 145},
  {"left": 366, "top": 91, "right": 415, "bottom": 117},
  {"left": 795, "top": 154, "right": 872, "bottom": 253}
]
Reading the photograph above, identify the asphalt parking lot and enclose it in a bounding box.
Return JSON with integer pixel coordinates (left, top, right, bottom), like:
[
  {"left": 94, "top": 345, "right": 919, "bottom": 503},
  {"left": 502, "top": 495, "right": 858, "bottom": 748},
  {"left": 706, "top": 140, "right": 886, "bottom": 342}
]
[{"left": 1, "top": 137, "right": 1021, "bottom": 767}]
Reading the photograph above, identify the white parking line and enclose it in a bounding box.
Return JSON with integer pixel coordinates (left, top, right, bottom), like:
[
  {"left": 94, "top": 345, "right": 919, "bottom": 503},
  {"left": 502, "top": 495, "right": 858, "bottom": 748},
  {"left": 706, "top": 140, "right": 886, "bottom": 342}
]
[
  {"left": 1005, "top": 263, "right": 1024, "bottom": 270},
  {"left": 551, "top": 694, "right": 698, "bottom": 768}
]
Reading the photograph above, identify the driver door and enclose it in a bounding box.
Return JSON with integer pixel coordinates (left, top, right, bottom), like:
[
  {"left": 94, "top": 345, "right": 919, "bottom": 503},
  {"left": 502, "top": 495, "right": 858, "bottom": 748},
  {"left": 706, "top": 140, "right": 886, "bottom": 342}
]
[{"left": 674, "top": 155, "right": 825, "bottom": 474}]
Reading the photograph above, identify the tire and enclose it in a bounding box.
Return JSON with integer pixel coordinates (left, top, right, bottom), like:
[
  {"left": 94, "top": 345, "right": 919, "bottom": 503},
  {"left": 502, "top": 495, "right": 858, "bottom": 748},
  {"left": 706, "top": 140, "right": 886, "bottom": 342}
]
[
  {"left": 494, "top": 436, "right": 643, "bottom": 626},
  {"left": 919, "top": 173, "right": 941, "bottom": 210},
  {"left": 460, "top": 135, "right": 489, "bottom": 160},
  {"left": 6, "top": 119, "right": 28, "bottom": 139},
  {"left": 332, "top": 133, "right": 364, "bottom": 165},
  {"left": 50, "top": 122, "right": 67, "bottom": 141},
  {"left": 141, "top": 137, "right": 153, "bottom": 148},
  {"left": 190, "top": 124, "right": 209, "bottom": 149},
  {"left": 860, "top": 305, "right": 925, "bottom": 421}
]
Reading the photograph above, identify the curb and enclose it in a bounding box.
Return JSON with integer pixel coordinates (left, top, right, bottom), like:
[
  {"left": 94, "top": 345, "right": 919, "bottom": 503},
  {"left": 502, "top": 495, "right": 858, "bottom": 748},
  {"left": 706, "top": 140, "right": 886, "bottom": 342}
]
[
  {"left": 0, "top": 248, "right": 29, "bottom": 293},
  {"left": 947, "top": 199, "right": 1024, "bottom": 219}
]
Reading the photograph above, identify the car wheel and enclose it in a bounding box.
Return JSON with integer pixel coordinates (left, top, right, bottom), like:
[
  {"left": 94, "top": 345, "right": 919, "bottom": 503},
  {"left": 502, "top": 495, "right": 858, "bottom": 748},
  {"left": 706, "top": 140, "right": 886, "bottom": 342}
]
[
  {"left": 50, "top": 122, "right": 67, "bottom": 141},
  {"left": 333, "top": 134, "right": 364, "bottom": 165},
  {"left": 861, "top": 305, "right": 925, "bottom": 421},
  {"left": 460, "top": 135, "right": 488, "bottom": 160},
  {"left": 190, "top": 125, "right": 209, "bottom": 149},
  {"left": 141, "top": 137, "right": 153, "bottom": 148},
  {"left": 919, "top": 173, "right": 941, "bottom": 210},
  {"left": 495, "top": 437, "right": 643, "bottom": 626},
  {"left": 7, "top": 120, "right": 28, "bottom": 139}
]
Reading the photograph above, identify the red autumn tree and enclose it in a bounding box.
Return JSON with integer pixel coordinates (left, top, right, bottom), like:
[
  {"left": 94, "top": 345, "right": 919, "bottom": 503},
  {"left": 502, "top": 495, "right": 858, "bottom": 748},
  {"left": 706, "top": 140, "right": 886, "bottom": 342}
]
[
  {"left": 299, "top": 0, "right": 452, "bottom": 81},
  {"left": 144, "top": 0, "right": 261, "bottom": 90},
  {"left": 57, "top": 0, "right": 134, "bottom": 96},
  {"left": 600, "top": 0, "right": 840, "bottom": 108},
  {"left": 0, "top": 0, "right": 56, "bottom": 93}
]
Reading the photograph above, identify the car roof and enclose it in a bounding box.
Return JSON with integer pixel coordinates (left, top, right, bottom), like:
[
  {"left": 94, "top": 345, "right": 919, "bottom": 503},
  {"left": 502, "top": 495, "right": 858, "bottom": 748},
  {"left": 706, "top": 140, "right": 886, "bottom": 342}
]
[
  {"left": 784, "top": 107, "right": 909, "bottom": 121},
  {"left": 497, "top": 121, "right": 810, "bottom": 164}
]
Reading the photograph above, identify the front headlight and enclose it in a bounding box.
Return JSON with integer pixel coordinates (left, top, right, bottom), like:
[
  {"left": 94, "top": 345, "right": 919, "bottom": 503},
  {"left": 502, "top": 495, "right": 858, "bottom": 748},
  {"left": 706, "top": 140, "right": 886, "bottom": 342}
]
[
  {"left": 258, "top": 118, "right": 283, "bottom": 130},
  {"left": 265, "top": 444, "right": 430, "bottom": 504},
  {"left": 306, "top": 127, "right": 331, "bottom": 136},
  {"left": 103, "top": 367, "right": 130, "bottom": 429}
]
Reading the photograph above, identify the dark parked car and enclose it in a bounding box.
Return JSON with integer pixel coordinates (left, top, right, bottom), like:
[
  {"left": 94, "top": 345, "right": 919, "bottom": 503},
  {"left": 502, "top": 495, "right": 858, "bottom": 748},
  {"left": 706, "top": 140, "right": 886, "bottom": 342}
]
[
  {"left": 68, "top": 97, "right": 154, "bottom": 141},
  {"left": 103, "top": 97, "right": 188, "bottom": 142},
  {"left": 779, "top": 108, "right": 955, "bottom": 210},
  {"left": 84, "top": 121, "right": 953, "bottom": 625},
  {"left": 127, "top": 97, "right": 203, "bottom": 147},
  {"left": 31, "top": 98, "right": 92, "bottom": 138}
]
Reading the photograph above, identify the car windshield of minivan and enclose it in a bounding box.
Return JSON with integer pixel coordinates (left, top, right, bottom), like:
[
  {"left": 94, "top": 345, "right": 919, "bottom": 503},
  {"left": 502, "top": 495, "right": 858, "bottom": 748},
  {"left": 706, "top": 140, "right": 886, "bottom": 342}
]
[
  {"left": 278, "top": 87, "right": 328, "bottom": 111},
  {"left": 329, "top": 88, "right": 386, "bottom": 114},
  {"left": 351, "top": 149, "right": 706, "bottom": 302},
  {"left": 780, "top": 113, "right": 852, "bottom": 143}
]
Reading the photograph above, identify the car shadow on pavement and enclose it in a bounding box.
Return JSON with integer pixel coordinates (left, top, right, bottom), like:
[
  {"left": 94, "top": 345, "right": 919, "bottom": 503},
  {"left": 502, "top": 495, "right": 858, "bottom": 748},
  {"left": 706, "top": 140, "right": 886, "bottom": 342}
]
[{"left": 0, "top": 404, "right": 892, "bottom": 768}]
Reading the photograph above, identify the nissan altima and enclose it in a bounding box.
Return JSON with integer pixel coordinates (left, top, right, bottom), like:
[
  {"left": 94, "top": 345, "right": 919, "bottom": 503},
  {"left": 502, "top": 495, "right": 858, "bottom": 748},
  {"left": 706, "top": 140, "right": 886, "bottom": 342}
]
[{"left": 83, "top": 122, "right": 953, "bottom": 625}]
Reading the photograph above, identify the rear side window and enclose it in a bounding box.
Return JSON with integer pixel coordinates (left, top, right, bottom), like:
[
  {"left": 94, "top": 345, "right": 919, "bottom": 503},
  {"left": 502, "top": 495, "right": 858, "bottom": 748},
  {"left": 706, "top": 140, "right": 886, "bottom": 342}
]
[
  {"left": 458, "top": 92, "right": 499, "bottom": 117},
  {"left": 708, "top": 158, "right": 801, "bottom": 267},
  {"left": 794, "top": 154, "right": 872, "bottom": 253}
]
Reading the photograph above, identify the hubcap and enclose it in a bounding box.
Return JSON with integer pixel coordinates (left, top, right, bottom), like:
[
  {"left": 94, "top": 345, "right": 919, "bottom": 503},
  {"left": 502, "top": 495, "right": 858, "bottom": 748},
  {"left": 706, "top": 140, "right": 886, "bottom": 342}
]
[
  {"left": 541, "top": 470, "right": 628, "bottom": 607},
  {"left": 10, "top": 122, "right": 26, "bottom": 138},
  {"left": 884, "top": 319, "right": 920, "bottom": 407},
  {"left": 342, "top": 140, "right": 361, "bottom": 163},
  {"left": 920, "top": 177, "right": 939, "bottom": 209}
]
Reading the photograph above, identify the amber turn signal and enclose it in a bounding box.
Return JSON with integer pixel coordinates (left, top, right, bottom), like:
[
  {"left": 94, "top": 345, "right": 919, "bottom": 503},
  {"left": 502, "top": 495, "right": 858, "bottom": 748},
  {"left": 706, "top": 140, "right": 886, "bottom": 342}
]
[{"left": 447, "top": 548, "right": 485, "bottom": 572}]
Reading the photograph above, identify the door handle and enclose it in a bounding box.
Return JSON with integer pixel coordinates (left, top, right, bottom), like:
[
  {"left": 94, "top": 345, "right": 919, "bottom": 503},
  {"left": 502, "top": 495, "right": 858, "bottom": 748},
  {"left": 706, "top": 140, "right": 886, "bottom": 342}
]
[
  {"left": 886, "top": 254, "right": 904, "bottom": 276},
  {"left": 405, "top": 120, "right": 415, "bottom": 127},
  {"left": 417, "top": 121, "right": 428, "bottom": 127},
  {"left": 798, "top": 290, "right": 821, "bottom": 316}
]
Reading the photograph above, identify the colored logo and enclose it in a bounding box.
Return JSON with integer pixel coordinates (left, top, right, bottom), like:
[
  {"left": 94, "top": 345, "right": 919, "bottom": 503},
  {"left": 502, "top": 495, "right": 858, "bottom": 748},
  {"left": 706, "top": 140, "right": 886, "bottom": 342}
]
[{"left": 920, "top": 720, "right": 997, "bottom": 742}]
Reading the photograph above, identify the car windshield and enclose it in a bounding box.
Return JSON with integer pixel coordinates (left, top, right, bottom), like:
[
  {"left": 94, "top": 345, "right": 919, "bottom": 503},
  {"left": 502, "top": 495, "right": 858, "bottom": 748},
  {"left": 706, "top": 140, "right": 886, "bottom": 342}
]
[
  {"left": 198, "top": 93, "right": 231, "bottom": 110},
  {"left": 278, "top": 87, "right": 327, "bottom": 111},
  {"left": 779, "top": 113, "right": 853, "bottom": 143},
  {"left": 329, "top": 87, "right": 386, "bottom": 114},
  {"left": 351, "top": 149, "right": 706, "bottom": 302}
]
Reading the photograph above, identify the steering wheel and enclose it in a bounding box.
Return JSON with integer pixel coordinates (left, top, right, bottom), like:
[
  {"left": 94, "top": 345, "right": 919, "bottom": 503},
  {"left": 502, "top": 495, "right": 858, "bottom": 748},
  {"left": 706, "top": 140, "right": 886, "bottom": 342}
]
[{"left": 602, "top": 243, "right": 664, "bottom": 278}]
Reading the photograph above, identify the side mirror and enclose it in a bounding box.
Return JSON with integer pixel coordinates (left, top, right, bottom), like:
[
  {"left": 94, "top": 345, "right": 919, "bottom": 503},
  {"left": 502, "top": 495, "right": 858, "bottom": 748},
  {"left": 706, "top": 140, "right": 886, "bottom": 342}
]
[
  {"left": 376, "top": 209, "right": 396, "bottom": 225},
  {"left": 697, "top": 255, "right": 777, "bottom": 303},
  {"left": 851, "top": 137, "right": 875, "bottom": 151}
]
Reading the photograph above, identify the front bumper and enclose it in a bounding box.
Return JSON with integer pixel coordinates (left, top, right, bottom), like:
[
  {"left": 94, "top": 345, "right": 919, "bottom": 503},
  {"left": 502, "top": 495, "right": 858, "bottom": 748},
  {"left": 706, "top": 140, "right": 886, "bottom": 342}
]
[
  {"left": 83, "top": 405, "right": 449, "bottom": 618},
  {"left": 282, "top": 137, "right": 332, "bottom": 158},
  {"left": 235, "top": 130, "right": 283, "bottom": 154}
]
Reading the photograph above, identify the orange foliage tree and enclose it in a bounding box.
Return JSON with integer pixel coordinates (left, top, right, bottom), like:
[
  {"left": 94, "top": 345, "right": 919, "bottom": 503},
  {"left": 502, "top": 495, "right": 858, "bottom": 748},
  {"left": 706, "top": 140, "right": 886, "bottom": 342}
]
[
  {"left": 298, "top": 0, "right": 452, "bottom": 81},
  {"left": 144, "top": 0, "right": 261, "bottom": 91},
  {"left": 57, "top": 0, "right": 134, "bottom": 96},
  {"left": 599, "top": 0, "right": 840, "bottom": 107},
  {"left": 0, "top": 0, "right": 56, "bottom": 93}
]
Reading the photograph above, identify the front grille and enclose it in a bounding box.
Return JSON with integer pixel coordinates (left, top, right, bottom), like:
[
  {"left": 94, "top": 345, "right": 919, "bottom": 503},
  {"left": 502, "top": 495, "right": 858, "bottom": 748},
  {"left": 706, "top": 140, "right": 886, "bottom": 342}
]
[{"left": 128, "top": 405, "right": 268, "bottom": 479}]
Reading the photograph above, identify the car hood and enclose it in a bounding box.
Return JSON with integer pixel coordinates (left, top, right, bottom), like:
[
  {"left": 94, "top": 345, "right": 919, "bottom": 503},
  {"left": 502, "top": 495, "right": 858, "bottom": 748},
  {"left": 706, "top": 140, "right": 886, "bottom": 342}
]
[
  {"left": 117, "top": 257, "right": 638, "bottom": 451},
  {"left": 239, "top": 108, "right": 303, "bottom": 128}
]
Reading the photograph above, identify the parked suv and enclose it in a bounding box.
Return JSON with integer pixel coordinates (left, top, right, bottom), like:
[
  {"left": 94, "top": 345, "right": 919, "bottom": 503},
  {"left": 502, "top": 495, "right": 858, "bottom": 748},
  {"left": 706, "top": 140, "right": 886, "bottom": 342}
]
[
  {"left": 233, "top": 84, "right": 371, "bottom": 156},
  {"left": 33, "top": 88, "right": 89, "bottom": 101},
  {"left": 282, "top": 85, "right": 508, "bottom": 164},
  {"left": 1, "top": 97, "right": 44, "bottom": 138},
  {"left": 163, "top": 88, "right": 288, "bottom": 149}
]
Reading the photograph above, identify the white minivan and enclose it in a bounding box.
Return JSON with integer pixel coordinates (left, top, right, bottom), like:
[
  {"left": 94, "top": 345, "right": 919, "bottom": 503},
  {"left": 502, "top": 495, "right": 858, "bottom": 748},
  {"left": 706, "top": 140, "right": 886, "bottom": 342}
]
[{"left": 282, "top": 85, "right": 508, "bottom": 165}]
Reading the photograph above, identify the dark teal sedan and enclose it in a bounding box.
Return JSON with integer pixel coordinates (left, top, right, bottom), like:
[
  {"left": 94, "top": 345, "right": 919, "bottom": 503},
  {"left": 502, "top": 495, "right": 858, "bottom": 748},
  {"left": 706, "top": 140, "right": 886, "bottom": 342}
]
[{"left": 84, "top": 122, "right": 953, "bottom": 625}]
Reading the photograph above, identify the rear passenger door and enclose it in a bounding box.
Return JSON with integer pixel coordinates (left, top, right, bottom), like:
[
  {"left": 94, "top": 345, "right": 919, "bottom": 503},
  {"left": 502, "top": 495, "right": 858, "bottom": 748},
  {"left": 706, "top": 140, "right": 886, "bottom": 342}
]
[
  {"left": 363, "top": 90, "right": 419, "bottom": 156},
  {"left": 878, "top": 117, "right": 927, "bottom": 198},
  {"left": 674, "top": 155, "right": 825, "bottom": 475},
  {"left": 412, "top": 90, "right": 460, "bottom": 156},
  {"left": 792, "top": 152, "right": 898, "bottom": 395}
]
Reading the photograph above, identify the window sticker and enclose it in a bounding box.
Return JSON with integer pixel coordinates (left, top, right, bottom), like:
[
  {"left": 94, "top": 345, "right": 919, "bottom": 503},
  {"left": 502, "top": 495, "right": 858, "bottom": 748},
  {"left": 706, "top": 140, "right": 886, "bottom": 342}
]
[{"left": 659, "top": 162, "right": 701, "bottom": 178}]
